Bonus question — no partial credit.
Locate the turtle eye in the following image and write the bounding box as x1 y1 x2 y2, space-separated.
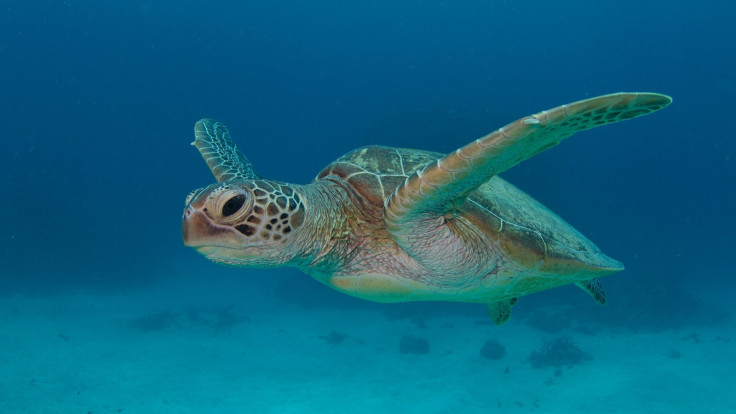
222 194 246 217
204 187 253 223
214 189 253 224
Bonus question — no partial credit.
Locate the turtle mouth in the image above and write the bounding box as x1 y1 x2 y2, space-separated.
192 245 221 255
192 245 240 264
199 247 268 267
192 245 259 263
192 244 240 257
190 244 240 257
182 207 246 248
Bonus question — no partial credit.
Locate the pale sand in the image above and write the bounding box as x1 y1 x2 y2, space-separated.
1 282 734 414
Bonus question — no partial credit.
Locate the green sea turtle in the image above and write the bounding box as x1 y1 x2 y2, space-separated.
182 92 671 324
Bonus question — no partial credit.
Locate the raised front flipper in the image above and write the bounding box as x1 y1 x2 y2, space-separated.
385 93 672 254
193 119 260 182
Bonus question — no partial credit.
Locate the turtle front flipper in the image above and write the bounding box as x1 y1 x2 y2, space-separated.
192 119 260 182
385 92 671 269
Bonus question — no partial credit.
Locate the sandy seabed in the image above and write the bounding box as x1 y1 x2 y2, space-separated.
1 284 734 414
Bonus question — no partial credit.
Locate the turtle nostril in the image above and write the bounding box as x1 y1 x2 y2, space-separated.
222 194 246 217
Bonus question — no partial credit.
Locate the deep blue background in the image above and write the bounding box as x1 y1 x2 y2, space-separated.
1 1 733 315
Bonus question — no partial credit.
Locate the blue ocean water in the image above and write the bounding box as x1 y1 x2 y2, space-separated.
1 1 734 412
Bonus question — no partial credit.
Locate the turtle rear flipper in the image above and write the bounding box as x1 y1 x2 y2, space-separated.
193 119 260 182
576 279 607 305
385 93 671 273
487 298 518 325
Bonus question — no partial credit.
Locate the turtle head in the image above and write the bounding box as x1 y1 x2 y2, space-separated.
182 179 306 267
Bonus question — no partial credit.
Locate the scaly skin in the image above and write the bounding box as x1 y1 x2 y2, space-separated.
183 176 430 299
287 179 428 289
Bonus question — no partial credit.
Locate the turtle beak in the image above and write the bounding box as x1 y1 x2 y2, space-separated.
182 203 248 253
182 206 206 247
